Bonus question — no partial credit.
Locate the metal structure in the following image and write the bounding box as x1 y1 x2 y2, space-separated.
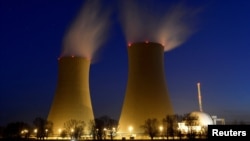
197 82 203 112
211 116 226 125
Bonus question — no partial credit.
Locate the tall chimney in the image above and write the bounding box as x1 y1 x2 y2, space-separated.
118 42 174 137
47 56 94 135
197 82 203 112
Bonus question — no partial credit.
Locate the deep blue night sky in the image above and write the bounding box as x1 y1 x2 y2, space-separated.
1 0 250 126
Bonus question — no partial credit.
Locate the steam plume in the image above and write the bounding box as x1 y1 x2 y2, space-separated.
119 0 200 51
61 0 110 62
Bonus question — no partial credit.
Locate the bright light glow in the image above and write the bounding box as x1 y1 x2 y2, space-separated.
159 126 163 131
21 129 29 134
128 126 133 132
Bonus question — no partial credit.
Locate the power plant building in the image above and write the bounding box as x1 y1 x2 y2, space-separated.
47 56 94 135
118 42 174 138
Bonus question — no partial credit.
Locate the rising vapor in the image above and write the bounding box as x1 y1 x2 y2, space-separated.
119 0 200 51
61 0 110 62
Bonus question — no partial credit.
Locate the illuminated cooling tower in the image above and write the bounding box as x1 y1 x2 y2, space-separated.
47 56 94 134
119 42 174 136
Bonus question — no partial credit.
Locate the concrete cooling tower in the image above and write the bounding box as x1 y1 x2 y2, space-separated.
118 42 174 138
47 56 94 135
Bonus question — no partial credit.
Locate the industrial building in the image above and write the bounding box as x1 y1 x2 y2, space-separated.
47 56 94 136
118 42 174 138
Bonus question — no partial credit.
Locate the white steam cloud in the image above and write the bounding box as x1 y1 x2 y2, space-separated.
119 0 200 51
61 0 110 62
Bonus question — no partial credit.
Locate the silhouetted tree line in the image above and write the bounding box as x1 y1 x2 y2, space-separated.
140 113 204 140
0 114 248 140
54 115 118 140
89 115 119 140
33 117 53 140
0 117 52 140
1 121 30 139
139 113 249 140
144 113 214 140
140 115 183 140
0 115 118 140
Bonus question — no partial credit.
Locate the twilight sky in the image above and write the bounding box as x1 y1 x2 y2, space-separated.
1 0 250 126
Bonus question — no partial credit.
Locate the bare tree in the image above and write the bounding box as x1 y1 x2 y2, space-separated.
91 115 119 140
33 117 53 140
63 119 85 140
3 121 30 139
88 119 98 140
163 114 179 140
100 116 118 140
59 129 67 139
183 113 199 140
141 118 159 140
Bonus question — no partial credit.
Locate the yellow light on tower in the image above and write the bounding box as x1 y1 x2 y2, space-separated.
128 126 133 136
159 126 163 132
159 126 163 138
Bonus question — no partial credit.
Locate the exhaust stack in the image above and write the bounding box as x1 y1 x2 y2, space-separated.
47 56 94 135
118 42 174 137
197 82 203 112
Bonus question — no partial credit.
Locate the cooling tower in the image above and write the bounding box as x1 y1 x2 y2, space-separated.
118 42 174 137
47 56 94 134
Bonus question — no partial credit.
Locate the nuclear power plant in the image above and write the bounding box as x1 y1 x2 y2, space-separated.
47 56 94 134
45 1 201 139
118 42 174 137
